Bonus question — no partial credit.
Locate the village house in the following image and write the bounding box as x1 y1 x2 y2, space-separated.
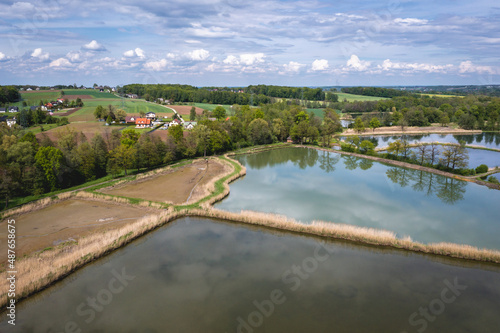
169 118 182 127
145 112 156 120
135 118 152 128
6 118 16 127
0 107 6 113
8 106 19 113
125 115 137 124
183 121 197 130
126 94 138 99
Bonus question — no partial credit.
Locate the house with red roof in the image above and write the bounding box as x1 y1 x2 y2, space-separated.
135 118 152 128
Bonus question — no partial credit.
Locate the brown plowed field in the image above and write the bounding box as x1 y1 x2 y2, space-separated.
170 105 204 115
100 159 227 204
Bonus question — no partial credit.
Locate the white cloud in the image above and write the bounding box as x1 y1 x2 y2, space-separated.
380 59 453 73
31 48 49 60
82 40 106 51
0 52 6 61
166 53 176 59
188 24 236 38
459 61 494 74
66 51 81 62
188 49 210 61
185 40 201 44
394 18 428 25
49 58 71 67
311 59 329 71
239 53 265 65
283 61 304 73
123 48 145 59
144 59 168 71
346 55 370 71
223 55 239 65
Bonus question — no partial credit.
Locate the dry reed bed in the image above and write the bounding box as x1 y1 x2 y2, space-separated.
189 208 500 264
0 209 181 308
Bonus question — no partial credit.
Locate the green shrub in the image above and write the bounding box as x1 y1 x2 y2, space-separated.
475 164 488 174
488 176 499 184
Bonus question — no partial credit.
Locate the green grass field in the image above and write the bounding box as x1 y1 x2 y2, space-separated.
17 90 62 106
192 103 233 113
335 92 388 102
306 108 342 119
62 89 120 99
420 93 464 98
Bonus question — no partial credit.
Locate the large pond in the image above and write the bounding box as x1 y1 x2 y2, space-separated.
3 217 500 332
216 147 500 250
341 133 500 149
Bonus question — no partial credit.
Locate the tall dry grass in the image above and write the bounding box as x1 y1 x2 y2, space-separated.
190 208 500 264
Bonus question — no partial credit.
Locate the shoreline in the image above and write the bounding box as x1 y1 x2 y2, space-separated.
2 144 500 311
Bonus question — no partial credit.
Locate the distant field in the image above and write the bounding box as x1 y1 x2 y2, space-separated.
192 103 233 113
19 90 62 105
62 89 120 99
34 121 127 141
420 93 464 98
335 92 388 102
306 108 342 119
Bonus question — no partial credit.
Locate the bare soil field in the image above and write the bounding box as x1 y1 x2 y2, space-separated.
342 126 481 136
100 159 228 204
0 199 150 265
170 105 204 115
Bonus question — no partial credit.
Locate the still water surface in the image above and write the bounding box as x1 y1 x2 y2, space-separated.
2 217 499 333
216 147 500 249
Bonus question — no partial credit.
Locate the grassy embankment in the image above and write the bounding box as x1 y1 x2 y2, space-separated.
2 143 500 310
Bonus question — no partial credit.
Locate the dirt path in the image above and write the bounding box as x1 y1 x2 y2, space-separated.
341 126 482 136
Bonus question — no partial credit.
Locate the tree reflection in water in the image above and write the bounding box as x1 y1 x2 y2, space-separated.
342 155 374 171
318 150 340 173
385 167 466 204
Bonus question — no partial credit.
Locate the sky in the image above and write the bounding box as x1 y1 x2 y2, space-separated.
0 0 499 87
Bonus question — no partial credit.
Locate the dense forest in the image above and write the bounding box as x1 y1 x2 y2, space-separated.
120 84 338 105
341 87 414 98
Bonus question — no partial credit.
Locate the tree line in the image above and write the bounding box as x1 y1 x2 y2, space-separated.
341 87 414 98
0 102 343 209
0 86 21 105
120 84 338 106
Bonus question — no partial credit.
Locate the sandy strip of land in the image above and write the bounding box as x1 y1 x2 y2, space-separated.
342 126 482 136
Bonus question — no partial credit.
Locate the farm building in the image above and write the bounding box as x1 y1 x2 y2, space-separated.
169 118 182 126
183 121 197 130
6 118 16 127
145 112 156 120
135 118 152 128
125 116 137 124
